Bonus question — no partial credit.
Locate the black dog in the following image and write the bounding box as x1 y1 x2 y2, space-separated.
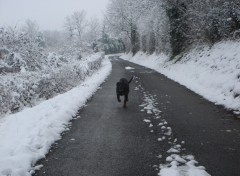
116 76 133 107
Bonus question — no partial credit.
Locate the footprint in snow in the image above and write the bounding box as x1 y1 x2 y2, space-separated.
125 66 135 70
158 136 166 141
147 110 153 114
161 126 166 129
134 87 139 90
167 148 180 153
143 119 151 123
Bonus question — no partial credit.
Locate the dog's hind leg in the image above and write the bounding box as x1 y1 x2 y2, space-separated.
123 94 127 108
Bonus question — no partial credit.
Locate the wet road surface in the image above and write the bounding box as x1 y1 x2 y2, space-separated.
35 57 240 176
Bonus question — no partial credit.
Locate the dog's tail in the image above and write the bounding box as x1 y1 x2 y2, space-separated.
128 76 134 84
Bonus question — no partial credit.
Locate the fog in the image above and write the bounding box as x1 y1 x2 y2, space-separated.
0 0 109 30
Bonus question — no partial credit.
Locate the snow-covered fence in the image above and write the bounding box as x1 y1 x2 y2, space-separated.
0 52 104 117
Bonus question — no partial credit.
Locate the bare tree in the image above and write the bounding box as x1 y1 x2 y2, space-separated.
106 0 170 55
106 0 143 54
71 10 87 39
64 16 74 38
64 10 88 41
22 20 39 41
85 17 101 43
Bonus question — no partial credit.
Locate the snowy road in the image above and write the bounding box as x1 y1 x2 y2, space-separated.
35 57 240 176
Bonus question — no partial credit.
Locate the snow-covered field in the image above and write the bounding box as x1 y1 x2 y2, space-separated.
121 40 240 114
0 57 112 176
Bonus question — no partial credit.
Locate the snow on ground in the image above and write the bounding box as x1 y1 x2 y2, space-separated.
121 40 240 114
125 66 135 70
134 78 210 176
0 57 112 176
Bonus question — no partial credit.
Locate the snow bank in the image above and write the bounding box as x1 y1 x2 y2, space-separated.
0 57 112 176
121 41 240 113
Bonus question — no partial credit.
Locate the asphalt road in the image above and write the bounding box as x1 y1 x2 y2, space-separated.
35 56 240 176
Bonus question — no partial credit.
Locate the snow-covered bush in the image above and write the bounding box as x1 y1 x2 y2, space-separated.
0 52 104 117
0 26 46 73
0 22 105 117
0 21 106 117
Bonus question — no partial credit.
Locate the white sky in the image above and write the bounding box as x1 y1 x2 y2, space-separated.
0 0 110 30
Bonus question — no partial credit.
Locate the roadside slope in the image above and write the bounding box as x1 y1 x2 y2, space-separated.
121 41 240 114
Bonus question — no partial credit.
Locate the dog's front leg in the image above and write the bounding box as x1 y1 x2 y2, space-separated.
125 93 128 102
123 94 128 108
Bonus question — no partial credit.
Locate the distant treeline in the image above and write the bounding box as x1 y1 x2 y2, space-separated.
105 0 240 57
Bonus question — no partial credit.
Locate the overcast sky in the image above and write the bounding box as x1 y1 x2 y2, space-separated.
0 0 110 30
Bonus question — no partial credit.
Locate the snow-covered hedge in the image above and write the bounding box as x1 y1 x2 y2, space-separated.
0 52 104 117
0 26 46 73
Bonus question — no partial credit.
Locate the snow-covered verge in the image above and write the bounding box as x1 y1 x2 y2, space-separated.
0 57 112 176
0 52 104 117
121 40 240 114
